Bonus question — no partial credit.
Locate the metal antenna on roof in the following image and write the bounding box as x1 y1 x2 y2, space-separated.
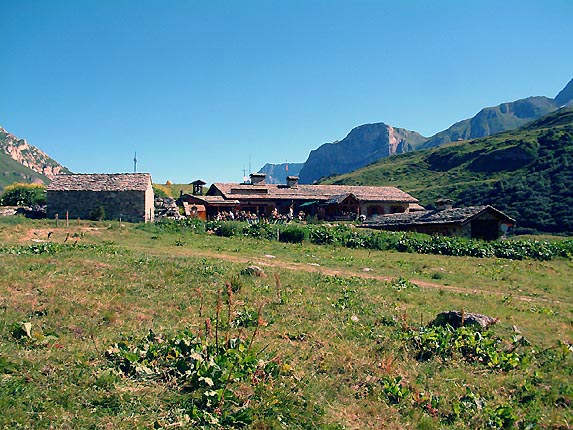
133 152 137 173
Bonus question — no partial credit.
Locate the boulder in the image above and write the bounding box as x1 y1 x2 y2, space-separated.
241 266 266 277
430 311 498 330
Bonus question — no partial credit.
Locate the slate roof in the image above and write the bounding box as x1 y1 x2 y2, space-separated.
46 173 152 192
325 193 358 205
209 183 418 203
184 195 240 206
361 205 515 227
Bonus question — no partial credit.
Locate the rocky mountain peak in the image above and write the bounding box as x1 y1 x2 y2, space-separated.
0 126 70 179
555 78 573 106
298 122 427 184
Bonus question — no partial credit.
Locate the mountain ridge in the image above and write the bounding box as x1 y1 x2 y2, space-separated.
297 78 573 184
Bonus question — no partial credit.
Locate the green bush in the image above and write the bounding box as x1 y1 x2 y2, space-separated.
89 205 106 221
278 225 307 243
0 183 46 206
216 221 243 237
150 217 206 234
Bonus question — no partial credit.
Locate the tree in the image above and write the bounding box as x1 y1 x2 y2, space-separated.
0 183 46 206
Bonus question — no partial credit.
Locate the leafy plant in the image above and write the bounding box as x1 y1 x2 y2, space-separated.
106 329 279 428
405 325 529 370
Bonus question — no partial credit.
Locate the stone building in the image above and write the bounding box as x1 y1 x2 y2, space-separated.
46 173 154 222
360 205 515 240
180 173 419 220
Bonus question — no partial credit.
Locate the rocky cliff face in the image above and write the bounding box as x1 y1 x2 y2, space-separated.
298 123 427 184
0 126 69 179
257 162 304 184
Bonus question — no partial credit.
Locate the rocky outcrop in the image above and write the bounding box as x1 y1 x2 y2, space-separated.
0 126 70 179
430 311 499 330
154 197 183 220
298 123 427 184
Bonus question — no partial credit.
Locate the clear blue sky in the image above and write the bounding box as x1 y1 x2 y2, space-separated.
1 0 572 184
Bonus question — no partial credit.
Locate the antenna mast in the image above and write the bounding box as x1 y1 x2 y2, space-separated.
133 152 137 173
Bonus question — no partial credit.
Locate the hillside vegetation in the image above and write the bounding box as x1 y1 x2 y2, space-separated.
0 152 48 190
323 108 573 235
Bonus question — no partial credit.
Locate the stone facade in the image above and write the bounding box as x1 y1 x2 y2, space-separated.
46 173 154 222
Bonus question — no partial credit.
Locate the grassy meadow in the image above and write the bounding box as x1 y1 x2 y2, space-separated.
0 217 572 429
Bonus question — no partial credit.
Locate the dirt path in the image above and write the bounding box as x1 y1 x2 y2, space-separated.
151 247 549 303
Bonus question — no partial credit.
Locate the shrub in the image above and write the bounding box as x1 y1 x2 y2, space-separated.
216 221 243 237
243 223 277 240
278 225 307 243
151 217 206 234
308 225 336 245
0 183 46 206
89 205 106 221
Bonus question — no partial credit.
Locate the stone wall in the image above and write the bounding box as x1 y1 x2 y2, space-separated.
47 189 152 222
361 202 409 216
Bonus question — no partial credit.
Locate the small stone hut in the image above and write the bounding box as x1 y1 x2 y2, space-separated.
46 173 154 222
359 205 515 240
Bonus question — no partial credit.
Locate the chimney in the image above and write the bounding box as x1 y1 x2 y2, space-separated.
249 173 266 185
436 199 453 211
286 176 299 188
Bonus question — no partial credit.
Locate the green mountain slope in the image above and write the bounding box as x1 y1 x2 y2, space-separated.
0 151 49 190
420 96 560 149
322 107 573 234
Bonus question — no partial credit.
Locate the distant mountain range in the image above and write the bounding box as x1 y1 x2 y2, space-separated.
257 162 304 184
296 78 573 184
0 126 70 190
323 107 573 234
